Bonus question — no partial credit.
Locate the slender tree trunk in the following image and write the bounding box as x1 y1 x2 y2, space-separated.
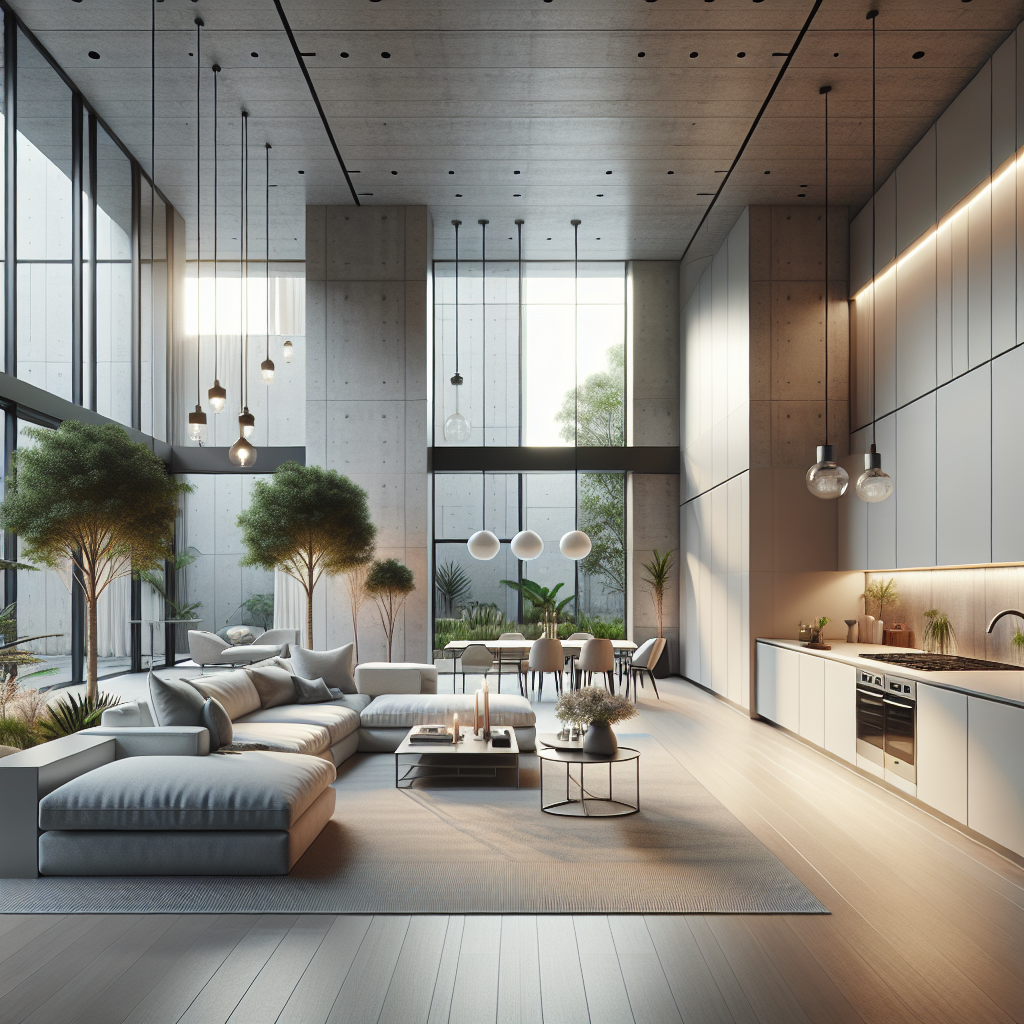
304 564 314 650
86 584 98 703
655 590 664 639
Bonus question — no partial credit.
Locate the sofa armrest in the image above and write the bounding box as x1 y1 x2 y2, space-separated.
100 700 155 728
0 734 115 878
86 726 210 758
355 664 422 696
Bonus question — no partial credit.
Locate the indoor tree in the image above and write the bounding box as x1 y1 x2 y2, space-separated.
641 549 674 639
237 463 376 649
344 561 372 662
365 558 416 662
0 421 190 701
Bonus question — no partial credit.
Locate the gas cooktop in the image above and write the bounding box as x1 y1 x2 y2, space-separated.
861 653 1019 672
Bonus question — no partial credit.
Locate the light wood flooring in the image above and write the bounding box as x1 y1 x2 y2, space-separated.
1 675 1021 1024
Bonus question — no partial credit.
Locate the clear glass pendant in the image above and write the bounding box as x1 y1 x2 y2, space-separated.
443 372 470 443
261 358 275 383
187 404 207 443
239 407 255 439
806 444 849 499
855 444 894 502
282 339 293 362
228 434 257 467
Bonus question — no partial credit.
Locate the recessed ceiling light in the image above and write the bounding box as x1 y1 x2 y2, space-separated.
638 52 646 58
690 52 698 58
596 237 601 240
381 51 391 58
547 237 552 240
737 52 746 58
667 171 674 174
251 52 258 58
298 170 305 174
764 170 770 175
448 171 454 174
913 51 925 59
833 52 839 57
341 52 350 58
513 194 521 197
88 51 100 59
514 170 520 174
391 170 397 175
188 52 193 56
596 194 604 197
798 193 806 197
455 193 462 197
605 171 612 175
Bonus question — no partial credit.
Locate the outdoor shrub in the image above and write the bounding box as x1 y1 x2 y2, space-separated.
0 716 37 749
36 691 121 741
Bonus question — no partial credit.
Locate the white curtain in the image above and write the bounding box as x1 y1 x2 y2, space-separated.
274 570 305 632
96 575 131 658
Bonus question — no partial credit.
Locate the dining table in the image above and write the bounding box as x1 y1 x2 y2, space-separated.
443 638 637 693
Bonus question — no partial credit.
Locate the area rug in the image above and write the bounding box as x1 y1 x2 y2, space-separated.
0 734 827 914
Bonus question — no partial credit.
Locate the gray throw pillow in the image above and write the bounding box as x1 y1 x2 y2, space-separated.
290 644 356 694
200 697 233 751
148 671 206 727
292 675 334 704
245 664 297 708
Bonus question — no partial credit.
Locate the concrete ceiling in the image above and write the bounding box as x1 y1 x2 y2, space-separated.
11 0 1024 267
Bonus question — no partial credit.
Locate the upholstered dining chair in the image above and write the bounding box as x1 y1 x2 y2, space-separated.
459 643 494 694
563 632 594 689
523 637 564 701
627 637 666 701
577 638 616 692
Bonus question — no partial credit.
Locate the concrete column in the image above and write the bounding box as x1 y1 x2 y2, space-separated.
305 206 431 660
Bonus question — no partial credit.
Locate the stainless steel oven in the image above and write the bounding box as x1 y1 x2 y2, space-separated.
857 670 916 784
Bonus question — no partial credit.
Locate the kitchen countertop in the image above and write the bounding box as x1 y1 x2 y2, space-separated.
757 639 1024 708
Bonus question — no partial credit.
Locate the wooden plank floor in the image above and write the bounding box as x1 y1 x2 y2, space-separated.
1 675 1021 1024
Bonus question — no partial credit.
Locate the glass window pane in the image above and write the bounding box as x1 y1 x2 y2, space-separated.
141 185 167 439
95 124 133 424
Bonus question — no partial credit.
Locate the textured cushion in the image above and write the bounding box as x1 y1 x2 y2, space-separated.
38 751 335 831
148 672 206 727
200 698 233 751
293 675 333 704
246 664 297 709
290 644 356 694
355 664 422 696
189 671 262 721
359 693 537 729
215 644 286 665
100 700 156 728
227 721 333 757
233 702 360 746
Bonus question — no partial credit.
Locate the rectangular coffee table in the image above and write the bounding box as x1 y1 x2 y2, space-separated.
395 728 520 789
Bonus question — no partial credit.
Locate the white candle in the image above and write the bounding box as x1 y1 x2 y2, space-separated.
474 691 480 735
453 713 460 742
483 681 490 735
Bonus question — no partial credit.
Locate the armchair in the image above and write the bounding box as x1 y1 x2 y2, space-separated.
187 630 284 669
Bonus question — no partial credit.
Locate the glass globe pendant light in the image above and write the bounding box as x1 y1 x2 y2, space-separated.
228 434 257 467
208 63 228 415
260 143 275 384
283 339 293 362
806 86 848 500
443 219 471 443
856 444 893 502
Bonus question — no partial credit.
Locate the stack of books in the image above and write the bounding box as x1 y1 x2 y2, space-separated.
407 725 455 744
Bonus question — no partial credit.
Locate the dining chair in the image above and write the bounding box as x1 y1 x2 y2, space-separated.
563 632 593 689
577 638 615 692
627 637 666 701
494 633 528 692
525 637 564 701
459 643 494 694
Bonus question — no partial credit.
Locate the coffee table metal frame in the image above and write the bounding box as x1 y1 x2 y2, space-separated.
395 729 520 789
539 746 640 817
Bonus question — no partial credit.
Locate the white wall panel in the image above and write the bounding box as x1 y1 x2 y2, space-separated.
937 63 992 214
951 212 970 377
867 415 897 571
991 162 1017 356
838 427 869 570
710 570 728 695
1017 26 1024 148
698 493 712 687
1018 153 1024 348
699 273 713 437
895 235 936 407
935 220 953 386
896 127 937 256
683 297 701 448
992 35 1017 166
936 365 991 566
849 200 873 297
968 201 993 368
874 173 897 272
896 394 937 569
852 293 874 428
727 208 750 419
683 503 700 681
873 271 897 417
711 246 729 432
991 345 1024 562
727 572 742 705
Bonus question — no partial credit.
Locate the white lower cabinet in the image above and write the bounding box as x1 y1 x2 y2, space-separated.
823 661 856 763
798 654 825 747
968 697 1024 857
917 685 968 825
755 643 777 721
775 648 800 733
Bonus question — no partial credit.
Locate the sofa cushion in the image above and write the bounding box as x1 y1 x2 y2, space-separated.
246 664 296 709
38 751 335 831
355 664 422 696
189 670 262 721
227 721 333 757
290 644 356 694
359 693 537 729
101 699 156 728
200 698 233 751
148 672 206 727
292 675 333 704
233 702 360 746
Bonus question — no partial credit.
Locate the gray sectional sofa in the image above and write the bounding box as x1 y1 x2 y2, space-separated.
0 647 537 878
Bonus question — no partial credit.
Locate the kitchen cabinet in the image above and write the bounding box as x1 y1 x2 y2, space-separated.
798 654 825 747
967 697 1024 857
755 642 776 721
917 685 968 825
823 661 856 763
775 647 800 733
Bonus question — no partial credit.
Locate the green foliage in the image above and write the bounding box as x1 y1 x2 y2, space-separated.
641 549 674 638
460 602 507 630
36 691 121 741
555 685 637 727
0 716 37 749
366 559 416 661
555 346 624 447
237 462 376 647
572 614 626 640
578 473 626 599
500 579 575 636
435 561 472 617
228 593 274 630
137 548 202 620
863 577 900 620
923 609 957 655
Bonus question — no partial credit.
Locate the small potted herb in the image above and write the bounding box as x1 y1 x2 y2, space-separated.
923 609 956 655
806 616 831 650
554 686 638 756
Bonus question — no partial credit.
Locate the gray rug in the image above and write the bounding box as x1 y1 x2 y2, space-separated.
0 734 827 914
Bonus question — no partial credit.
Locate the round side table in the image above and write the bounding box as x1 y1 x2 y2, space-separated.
538 746 639 817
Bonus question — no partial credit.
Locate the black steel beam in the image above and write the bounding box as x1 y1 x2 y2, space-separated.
428 446 679 474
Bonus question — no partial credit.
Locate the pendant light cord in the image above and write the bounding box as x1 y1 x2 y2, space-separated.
821 84 830 447
212 65 219 382
572 218 581 530
516 218 523 447
242 111 249 412
266 142 271 366
869 9 878 449
194 17 202 406
479 218 487 442
453 220 460 378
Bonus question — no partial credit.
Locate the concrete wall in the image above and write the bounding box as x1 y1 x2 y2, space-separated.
844 28 1024 571
306 206 431 660
627 260 680 668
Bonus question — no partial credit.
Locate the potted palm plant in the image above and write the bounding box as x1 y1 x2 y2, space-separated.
554 686 637 756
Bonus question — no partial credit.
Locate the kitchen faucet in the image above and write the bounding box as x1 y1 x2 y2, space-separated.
986 609 1024 633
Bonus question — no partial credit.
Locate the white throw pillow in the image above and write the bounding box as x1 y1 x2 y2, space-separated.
290 644 356 694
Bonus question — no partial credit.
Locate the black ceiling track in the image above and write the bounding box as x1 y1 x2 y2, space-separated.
272 0 360 206
679 0 825 264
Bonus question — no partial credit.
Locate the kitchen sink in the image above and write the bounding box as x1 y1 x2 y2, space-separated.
861 652 1019 672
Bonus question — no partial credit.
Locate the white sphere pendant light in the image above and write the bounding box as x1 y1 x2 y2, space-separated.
855 443 894 502
511 530 543 560
468 530 500 560
560 530 592 560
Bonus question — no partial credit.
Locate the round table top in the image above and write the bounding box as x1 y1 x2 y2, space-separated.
537 745 639 765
